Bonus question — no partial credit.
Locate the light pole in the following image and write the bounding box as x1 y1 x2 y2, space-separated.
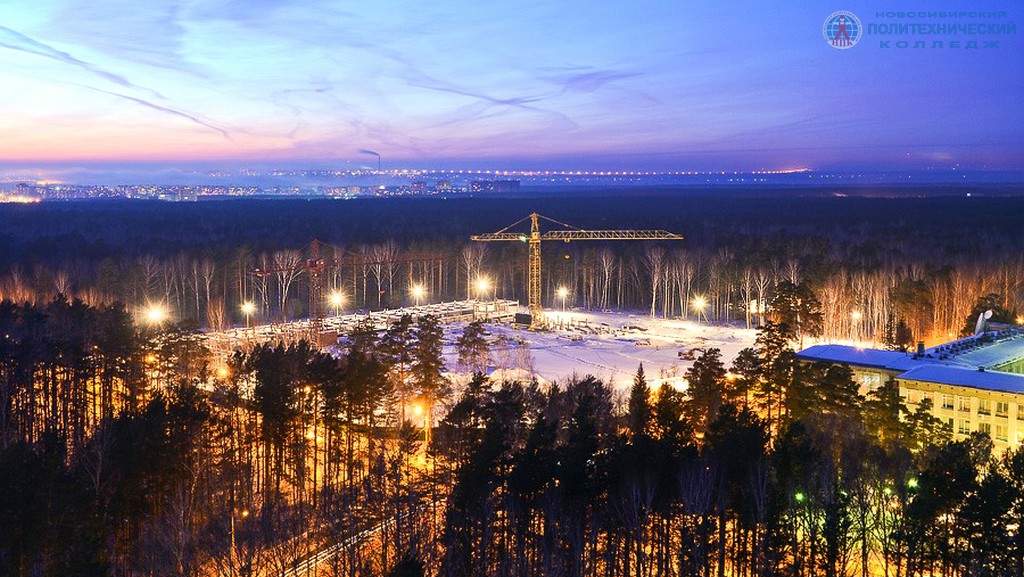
475 276 492 302
143 303 168 327
329 291 345 316
241 301 255 342
557 286 569 311
691 295 708 324
411 283 426 307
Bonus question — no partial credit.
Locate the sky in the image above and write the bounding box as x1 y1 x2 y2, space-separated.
0 1 1021 173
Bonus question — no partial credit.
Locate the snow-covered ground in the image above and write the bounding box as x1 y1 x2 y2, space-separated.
442 310 758 392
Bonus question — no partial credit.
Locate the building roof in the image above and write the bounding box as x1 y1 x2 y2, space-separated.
798 327 1024 394
796 344 938 372
897 365 1024 394
941 333 1024 369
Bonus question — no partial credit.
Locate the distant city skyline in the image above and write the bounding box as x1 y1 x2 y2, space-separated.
0 1 1021 173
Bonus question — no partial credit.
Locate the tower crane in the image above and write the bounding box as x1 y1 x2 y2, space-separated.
471 213 682 326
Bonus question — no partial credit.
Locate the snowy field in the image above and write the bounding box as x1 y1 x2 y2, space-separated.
442 310 758 393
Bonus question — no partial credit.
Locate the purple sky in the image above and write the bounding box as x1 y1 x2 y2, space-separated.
0 1 1021 174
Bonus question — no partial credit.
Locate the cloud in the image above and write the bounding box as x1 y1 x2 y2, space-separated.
0 25 139 89
86 87 231 139
545 70 642 94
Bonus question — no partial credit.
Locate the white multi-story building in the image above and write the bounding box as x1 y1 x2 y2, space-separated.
798 327 1024 454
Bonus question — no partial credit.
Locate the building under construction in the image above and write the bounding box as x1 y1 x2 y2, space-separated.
204 299 519 359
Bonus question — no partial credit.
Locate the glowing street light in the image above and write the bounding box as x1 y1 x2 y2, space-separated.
143 304 168 327
691 295 708 323
475 276 492 301
240 301 255 335
851 309 863 341
410 284 426 306
557 286 569 311
329 291 345 315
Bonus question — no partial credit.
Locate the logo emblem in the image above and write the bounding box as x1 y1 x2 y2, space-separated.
823 11 862 49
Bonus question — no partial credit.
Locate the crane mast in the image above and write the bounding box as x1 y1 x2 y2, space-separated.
472 213 683 326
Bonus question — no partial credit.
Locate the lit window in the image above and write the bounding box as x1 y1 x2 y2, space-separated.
979 422 992 435
958 420 971 435
942 395 955 410
997 401 1009 417
996 425 1008 442
958 396 971 412
978 399 991 415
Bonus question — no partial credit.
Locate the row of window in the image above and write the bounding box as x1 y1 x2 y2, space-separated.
948 418 1013 442
923 392 1015 418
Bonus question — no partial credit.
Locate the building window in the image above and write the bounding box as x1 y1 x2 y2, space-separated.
996 425 1008 442
1017 405 1024 420
979 422 992 435
978 399 991 415
958 420 971 435
942 395 955 410
907 391 920 405
997 401 1009 418
1017 430 1024 444
958 396 971 412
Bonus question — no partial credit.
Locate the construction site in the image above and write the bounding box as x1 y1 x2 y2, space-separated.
202 212 684 353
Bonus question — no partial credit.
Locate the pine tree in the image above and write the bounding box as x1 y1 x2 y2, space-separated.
684 348 727 435
456 320 490 374
627 363 651 439
412 315 448 432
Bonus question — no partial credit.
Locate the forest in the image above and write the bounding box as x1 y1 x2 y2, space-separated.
1 190 1024 576
2 295 1023 577
0 191 1023 346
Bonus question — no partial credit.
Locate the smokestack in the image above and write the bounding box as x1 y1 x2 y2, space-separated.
359 149 382 172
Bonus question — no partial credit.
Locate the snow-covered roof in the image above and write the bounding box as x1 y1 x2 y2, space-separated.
897 365 1024 394
799 329 1024 394
796 344 935 372
941 333 1024 369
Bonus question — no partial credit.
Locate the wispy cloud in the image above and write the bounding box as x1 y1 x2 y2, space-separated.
543 70 641 94
86 87 231 139
0 25 160 95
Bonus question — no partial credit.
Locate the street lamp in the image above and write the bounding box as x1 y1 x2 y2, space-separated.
143 304 168 327
329 291 345 316
557 286 569 311
691 295 708 323
475 276 491 302
410 284 426 306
